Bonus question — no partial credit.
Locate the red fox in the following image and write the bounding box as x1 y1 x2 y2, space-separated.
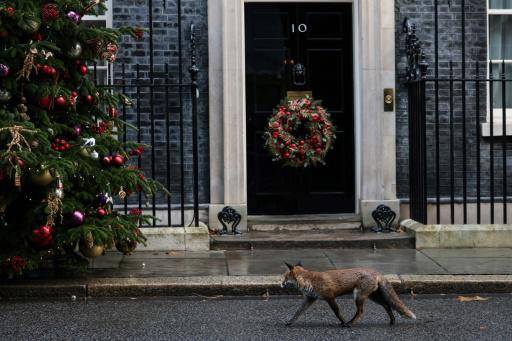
281 262 416 327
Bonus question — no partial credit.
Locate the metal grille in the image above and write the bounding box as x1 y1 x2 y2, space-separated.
405 0 512 225
94 0 200 227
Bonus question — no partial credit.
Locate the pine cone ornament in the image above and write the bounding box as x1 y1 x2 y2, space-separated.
42 4 59 22
87 38 103 56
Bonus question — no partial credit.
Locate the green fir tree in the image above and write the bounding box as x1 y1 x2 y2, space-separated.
0 0 158 278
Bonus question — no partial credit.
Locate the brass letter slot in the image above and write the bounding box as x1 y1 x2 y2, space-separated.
286 91 313 100
384 88 394 112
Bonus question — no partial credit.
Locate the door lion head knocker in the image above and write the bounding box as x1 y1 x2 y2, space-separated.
292 63 306 86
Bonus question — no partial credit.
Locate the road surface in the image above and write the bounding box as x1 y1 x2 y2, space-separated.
1 294 511 340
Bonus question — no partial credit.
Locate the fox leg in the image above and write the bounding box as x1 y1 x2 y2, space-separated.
286 296 317 326
325 298 347 326
347 289 367 327
369 291 395 326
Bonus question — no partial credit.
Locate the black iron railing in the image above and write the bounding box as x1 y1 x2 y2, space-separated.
405 4 512 225
91 1 201 228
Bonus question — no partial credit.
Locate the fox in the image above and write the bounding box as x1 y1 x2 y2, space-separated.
281 262 416 327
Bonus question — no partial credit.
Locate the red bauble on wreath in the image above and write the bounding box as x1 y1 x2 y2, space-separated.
264 97 335 168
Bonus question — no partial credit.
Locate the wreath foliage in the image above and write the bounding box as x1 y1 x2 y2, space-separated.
264 97 336 168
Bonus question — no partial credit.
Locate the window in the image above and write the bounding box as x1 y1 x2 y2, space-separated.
82 0 113 85
485 0 512 135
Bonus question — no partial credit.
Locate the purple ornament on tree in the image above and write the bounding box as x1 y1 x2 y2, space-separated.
97 193 108 205
66 11 81 24
68 210 85 227
0 64 9 77
72 125 81 137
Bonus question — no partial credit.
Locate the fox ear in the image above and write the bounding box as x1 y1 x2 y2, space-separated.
284 262 294 270
296 260 303 267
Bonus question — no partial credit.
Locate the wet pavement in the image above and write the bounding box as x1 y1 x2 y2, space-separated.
87 248 512 278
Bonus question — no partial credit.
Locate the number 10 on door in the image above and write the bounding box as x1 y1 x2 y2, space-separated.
291 24 307 33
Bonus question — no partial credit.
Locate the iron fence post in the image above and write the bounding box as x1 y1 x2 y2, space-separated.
189 24 200 227
404 18 428 224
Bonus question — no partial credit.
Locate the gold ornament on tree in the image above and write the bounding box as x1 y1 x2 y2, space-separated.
0 125 36 154
18 45 53 80
118 187 126 199
44 193 63 227
79 232 104 258
18 45 38 80
31 168 54 186
0 125 37 188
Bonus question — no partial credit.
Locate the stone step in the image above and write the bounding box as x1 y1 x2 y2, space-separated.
250 222 361 232
248 214 362 232
211 230 414 250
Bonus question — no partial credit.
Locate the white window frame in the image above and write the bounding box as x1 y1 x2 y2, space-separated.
483 0 512 136
82 0 113 85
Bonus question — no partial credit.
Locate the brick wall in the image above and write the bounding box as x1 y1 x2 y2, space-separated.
393 0 511 201
112 0 209 207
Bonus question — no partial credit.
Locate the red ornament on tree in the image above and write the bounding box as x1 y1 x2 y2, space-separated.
84 94 94 104
32 33 44 41
91 121 107 135
3 7 15 17
70 91 78 106
78 65 88 76
41 65 54 76
96 208 107 217
51 138 71 152
38 97 51 109
42 4 59 22
32 225 54 249
129 146 144 157
16 158 25 168
108 107 118 118
112 154 124 166
55 96 66 107
101 156 112 166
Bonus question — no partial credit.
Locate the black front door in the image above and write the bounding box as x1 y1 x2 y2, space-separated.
245 3 354 215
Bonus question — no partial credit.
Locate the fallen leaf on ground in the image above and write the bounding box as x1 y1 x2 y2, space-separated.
410 289 417 299
193 294 224 299
262 289 270 301
480 326 488 331
456 295 489 302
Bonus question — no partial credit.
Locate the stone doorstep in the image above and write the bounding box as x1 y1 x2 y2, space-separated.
250 222 361 232
401 219 512 249
2 275 512 299
138 222 209 251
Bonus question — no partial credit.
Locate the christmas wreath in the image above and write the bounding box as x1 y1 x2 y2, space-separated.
264 97 335 167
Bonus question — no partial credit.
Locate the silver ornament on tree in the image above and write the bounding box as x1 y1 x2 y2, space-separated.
90 150 99 159
55 173 64 199
67 42 83 59
0 89 11 103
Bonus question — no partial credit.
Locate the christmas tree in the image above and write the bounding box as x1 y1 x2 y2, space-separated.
0 0 158 278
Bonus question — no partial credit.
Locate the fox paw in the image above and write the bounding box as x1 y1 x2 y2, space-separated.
341 323 351 328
